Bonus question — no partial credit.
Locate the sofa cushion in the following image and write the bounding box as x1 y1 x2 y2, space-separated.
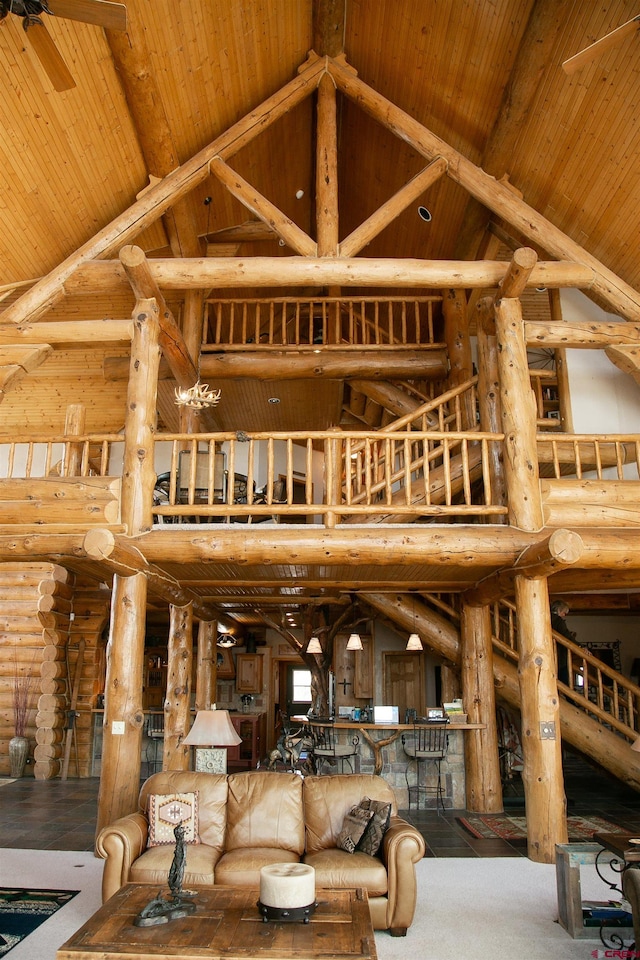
138 771 228 853
336 805 374 853
303 774 397 855
147 792 199 846
356 797 392 857
215 847 301 886
304 848 389 898
130 842 219 888
225 772 305 855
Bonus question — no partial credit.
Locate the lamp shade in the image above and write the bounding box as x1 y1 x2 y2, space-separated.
406 633 423 651
346 633 363 651
183 709 242 747
306 637 322 654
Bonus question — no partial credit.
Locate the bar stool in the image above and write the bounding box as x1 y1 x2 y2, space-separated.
401 722 448 812
309 721 359 775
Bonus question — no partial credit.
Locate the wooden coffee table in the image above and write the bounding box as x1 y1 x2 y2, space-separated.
55 884 377 960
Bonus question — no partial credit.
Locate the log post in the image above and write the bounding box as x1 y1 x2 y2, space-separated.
476 298 506 520
442 289 474 429
324 431 342 528
163 603 193 771
494 297 543 530
96 573 147 835
316 72 339 257
460 602 502 812
120 300 161 536
515 575 567 861
63 404 86 477
195 620 217 712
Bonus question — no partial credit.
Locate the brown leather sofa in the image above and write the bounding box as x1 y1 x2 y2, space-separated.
96 769 426 936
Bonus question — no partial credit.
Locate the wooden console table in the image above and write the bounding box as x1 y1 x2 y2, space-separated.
556 837 632 939
56 884 377 960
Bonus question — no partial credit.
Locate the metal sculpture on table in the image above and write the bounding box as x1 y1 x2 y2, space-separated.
134 823 197 926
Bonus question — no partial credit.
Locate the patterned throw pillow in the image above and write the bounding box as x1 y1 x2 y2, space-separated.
356 796 392 857
336 805 374 853
147 792 199 847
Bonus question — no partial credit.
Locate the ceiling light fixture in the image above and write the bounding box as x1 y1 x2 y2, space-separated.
268 397 280 404
406 597 423 651
346 596 363 651
418 206 432 222
175 380 221 409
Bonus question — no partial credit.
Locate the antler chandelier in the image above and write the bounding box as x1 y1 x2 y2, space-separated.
174 380 221 409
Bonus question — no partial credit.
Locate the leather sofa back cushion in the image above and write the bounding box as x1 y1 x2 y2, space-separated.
303 774 397 855
139 771 228 851
225 771 305 854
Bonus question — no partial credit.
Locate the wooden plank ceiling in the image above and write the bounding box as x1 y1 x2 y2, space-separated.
1 0 640 631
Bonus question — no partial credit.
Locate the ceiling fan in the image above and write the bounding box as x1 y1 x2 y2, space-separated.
562 15 640 74
0 0 127 92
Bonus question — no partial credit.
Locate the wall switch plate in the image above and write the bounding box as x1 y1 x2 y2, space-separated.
540 721 556 740
111 721 125 735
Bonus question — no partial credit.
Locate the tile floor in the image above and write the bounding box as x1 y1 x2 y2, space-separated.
0 751 638 856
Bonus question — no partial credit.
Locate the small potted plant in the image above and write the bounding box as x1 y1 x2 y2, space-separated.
10 653 38 778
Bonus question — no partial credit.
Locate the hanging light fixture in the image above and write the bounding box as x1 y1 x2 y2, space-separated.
406 596 423 651
175 380 222 408
307 636 322 654
346 597 363 651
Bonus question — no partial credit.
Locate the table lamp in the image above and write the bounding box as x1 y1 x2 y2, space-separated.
183 706 242 774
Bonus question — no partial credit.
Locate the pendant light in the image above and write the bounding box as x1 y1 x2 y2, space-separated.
406 597 423 651
346 597 363 651
307 636 322 654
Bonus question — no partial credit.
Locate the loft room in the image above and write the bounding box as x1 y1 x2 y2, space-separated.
0 0 639 872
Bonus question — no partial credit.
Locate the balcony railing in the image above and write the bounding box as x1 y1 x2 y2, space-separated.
202 296 441 349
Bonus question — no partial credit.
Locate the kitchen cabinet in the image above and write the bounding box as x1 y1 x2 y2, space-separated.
227 713 266 770
236 653 263 693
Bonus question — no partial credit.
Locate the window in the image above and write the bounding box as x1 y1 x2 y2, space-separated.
292 669 312 703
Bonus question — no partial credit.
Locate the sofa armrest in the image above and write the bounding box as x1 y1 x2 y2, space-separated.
95 813 149 903
380 816 426 935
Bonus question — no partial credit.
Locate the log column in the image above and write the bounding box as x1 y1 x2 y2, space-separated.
96 573 147 835
195 619 217 712
120 299 161 536
316 72 339 257
515 575 567 860
460 602 502 812
476 297 506 520
442 288 474 429
163 603 193 771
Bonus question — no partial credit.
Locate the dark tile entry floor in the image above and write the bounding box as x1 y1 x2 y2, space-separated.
0 751 638 856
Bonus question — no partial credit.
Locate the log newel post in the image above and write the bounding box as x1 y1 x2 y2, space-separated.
442 288 473 429
121 299 161 535
515 575 567 861
195 620 217 712
163 603 194 771
460 602 502 813
63 403 86 477
494 298 543 531
324 431 342 528
96 572 147 836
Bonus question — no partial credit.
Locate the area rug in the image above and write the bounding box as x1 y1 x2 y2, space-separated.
0 889 79 957
456 814 624 843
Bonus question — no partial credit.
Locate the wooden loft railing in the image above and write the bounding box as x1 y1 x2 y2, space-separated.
201 295 441 349
537 434 640 480
492 599 640 741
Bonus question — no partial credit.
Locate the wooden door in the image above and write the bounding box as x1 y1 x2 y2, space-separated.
383 652 426 720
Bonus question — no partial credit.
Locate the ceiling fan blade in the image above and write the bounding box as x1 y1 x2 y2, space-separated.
26 19 76 91
562 15 640 75
47 0 127 32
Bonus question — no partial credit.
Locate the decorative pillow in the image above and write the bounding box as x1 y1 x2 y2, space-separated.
336 804 374 854
147 792 199 847
356 796 392 857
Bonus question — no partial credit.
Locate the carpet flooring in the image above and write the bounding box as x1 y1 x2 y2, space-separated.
457 813 626 843
0 889 79 957
0 849 629 960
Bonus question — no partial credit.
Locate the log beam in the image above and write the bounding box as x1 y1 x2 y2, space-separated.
526 321 640 348
119 247 198 389
104 347 449 382
327 56 640 321
498 247 537 299
316 72 339 257
65 256 594 295
0 319 132 344
209 157 317 257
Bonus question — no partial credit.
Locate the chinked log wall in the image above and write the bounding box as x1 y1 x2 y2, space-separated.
0 563 110 779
